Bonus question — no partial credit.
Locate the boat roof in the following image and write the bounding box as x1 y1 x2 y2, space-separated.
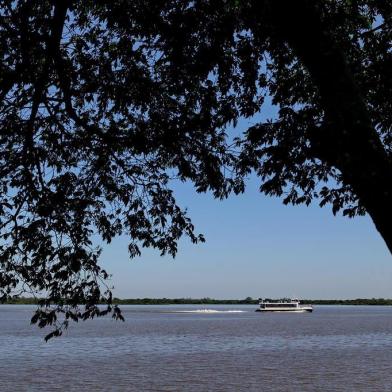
259 298 299 303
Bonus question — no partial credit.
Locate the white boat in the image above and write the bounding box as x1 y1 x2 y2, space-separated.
256 298 313 312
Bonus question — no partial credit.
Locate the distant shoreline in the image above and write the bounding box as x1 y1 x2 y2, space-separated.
3 297 392 306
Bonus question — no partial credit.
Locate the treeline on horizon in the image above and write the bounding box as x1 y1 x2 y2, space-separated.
4 297 392 306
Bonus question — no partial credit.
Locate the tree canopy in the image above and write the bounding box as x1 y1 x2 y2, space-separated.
0 0 391 338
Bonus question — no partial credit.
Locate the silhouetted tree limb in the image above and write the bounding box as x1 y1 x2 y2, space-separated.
262 0 392 252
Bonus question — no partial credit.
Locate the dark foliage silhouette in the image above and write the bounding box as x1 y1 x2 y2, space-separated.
0 0 391 338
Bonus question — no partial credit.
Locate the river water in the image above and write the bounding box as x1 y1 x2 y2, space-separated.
1 305 392 391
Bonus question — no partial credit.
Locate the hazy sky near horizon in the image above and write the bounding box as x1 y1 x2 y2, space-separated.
100 104 392 300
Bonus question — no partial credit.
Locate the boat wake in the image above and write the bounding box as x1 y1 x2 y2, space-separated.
173 309 247 314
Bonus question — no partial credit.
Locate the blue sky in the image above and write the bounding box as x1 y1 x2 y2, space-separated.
100 102 392 300
101 177 391 299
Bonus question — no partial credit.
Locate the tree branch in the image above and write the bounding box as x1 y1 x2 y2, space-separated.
23 1 70 195
264 0 392 253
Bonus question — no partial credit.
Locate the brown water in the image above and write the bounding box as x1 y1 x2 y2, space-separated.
1 305 392 391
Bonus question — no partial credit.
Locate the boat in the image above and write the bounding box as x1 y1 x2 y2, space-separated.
255 298 313 312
